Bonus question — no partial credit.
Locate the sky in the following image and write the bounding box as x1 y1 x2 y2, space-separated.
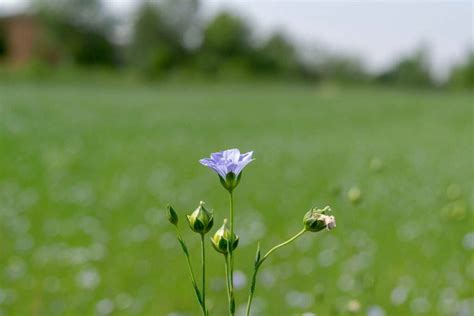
1 0 473 77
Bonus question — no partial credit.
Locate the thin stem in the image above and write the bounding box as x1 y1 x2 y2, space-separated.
224 254 232 315
245 229 307 316
260 228 306 264
200 234 207 316
174 227 206 316
245 263 260 316
228 191 235 316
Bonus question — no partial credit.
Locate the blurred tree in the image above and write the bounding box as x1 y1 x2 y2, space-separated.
130 2 175 76
299 47 368 84
34 0 116 66
376 46 434 87
251 32 300 77
129 0 199 77
201 12 250 57
197 12 252 76
447 50 474 89
313 54 368 84
22 0 454 88
160 0 200 44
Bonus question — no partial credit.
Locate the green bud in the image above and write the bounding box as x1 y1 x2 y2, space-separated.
186 201 214 234
167 204 178 226
303 206 336 232
219 172 241 192
211 219 239 254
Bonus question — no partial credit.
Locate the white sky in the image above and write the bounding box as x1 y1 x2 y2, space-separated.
1 0 473 76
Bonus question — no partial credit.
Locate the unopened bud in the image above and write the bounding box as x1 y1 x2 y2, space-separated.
186 201 214 234
211 219 239 254
303 206 336 232
167 205 178 226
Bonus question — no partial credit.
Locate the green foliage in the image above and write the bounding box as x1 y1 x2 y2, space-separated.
448 50 474 89
10 2 460 86
34 0 116 66
126 7 372 83
317 54 369 84
202 12 250 57
196 12 252 76
129 0 199 77
129 3 174 75
250 32 300 77
159 0 200 41
376 46 433 87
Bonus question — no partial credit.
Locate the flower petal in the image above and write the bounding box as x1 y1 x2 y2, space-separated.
238 151 253 163
234 155 254 175
199 158 227 178
200 149 254 178
210 151 224 162
223 148 241 164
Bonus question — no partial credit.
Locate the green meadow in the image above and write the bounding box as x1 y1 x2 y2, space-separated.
0 81 472 315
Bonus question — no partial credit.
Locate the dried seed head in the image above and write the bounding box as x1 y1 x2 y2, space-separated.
303 206 336 232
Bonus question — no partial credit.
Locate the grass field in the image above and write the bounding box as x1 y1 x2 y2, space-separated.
0 81 472 316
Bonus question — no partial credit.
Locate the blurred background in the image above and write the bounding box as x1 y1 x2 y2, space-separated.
0 0 472 315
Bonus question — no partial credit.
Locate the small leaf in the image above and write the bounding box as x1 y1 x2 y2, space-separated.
230 298 235 313
254 242 261 266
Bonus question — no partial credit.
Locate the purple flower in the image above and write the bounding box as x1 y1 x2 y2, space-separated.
199 148 254 178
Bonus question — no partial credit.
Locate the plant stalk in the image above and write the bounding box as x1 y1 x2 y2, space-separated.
174 226 206 316
224 254 233 315
228 191 236 315
245 228 307 316
200 234 207 316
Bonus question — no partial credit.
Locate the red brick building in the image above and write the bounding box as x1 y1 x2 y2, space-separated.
0 14 41 66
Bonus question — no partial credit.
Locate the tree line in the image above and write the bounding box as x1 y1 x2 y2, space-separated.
8 0 473 88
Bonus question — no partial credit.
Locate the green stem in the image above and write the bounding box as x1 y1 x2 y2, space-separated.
260 229 306 264
245 263 260 316
174 227 206 316
224 254 233 315
200 234 207 316
245 229 307 316
228 191 235 316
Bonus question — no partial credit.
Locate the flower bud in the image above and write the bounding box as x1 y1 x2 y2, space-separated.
303 206 336 232
167 204 178 226
186 201 214 234
219 172 242 192
211 219 239 254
